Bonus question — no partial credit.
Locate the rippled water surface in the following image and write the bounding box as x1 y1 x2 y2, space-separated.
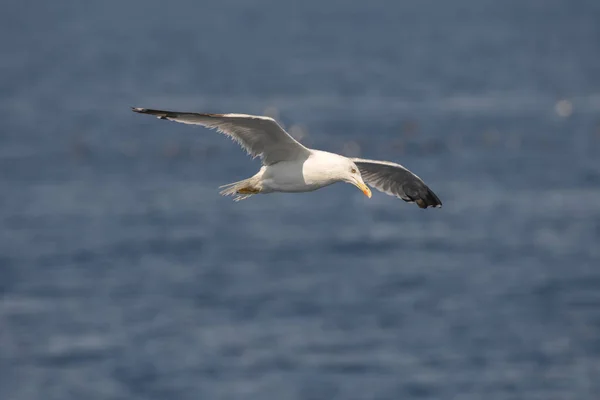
2 1 600 399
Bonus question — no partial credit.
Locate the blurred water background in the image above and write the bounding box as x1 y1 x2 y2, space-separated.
2 0 600 399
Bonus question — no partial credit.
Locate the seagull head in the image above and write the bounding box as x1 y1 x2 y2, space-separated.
307 151 372 198
341 160 372 198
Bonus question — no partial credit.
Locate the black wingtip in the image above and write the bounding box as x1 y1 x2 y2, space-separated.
131 107 171 120
415 189 442 209
406 184 442 209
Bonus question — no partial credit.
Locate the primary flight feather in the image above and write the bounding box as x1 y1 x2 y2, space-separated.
132 108 441 208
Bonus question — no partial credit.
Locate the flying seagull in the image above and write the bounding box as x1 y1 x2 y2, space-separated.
132 108 442 208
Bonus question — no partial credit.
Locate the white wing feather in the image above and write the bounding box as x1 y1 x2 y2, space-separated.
132 108 310 165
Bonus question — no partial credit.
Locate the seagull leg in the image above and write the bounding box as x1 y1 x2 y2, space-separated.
237 187 261 194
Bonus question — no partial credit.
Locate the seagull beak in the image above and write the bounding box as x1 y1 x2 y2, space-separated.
354 181 372 198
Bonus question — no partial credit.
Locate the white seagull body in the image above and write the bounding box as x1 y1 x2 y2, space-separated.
132 108 442 208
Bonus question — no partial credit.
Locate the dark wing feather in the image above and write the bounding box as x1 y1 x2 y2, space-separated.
352 158 442 209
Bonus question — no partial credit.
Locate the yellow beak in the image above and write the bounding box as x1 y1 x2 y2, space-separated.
354 181 372 198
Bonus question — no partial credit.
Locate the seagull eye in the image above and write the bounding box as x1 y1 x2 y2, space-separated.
351 168 357 174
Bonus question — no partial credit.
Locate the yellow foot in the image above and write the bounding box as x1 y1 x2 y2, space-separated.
237 187 260 194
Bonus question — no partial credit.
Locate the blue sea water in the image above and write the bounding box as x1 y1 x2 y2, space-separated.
1 1 600 399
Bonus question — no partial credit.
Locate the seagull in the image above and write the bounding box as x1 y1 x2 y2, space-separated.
132 108 442 208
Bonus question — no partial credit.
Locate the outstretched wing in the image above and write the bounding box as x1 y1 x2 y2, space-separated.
132 108 310 165
352 158 442 209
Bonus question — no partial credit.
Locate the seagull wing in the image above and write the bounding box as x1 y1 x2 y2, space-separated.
132 108 310 165
351 158 442 208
